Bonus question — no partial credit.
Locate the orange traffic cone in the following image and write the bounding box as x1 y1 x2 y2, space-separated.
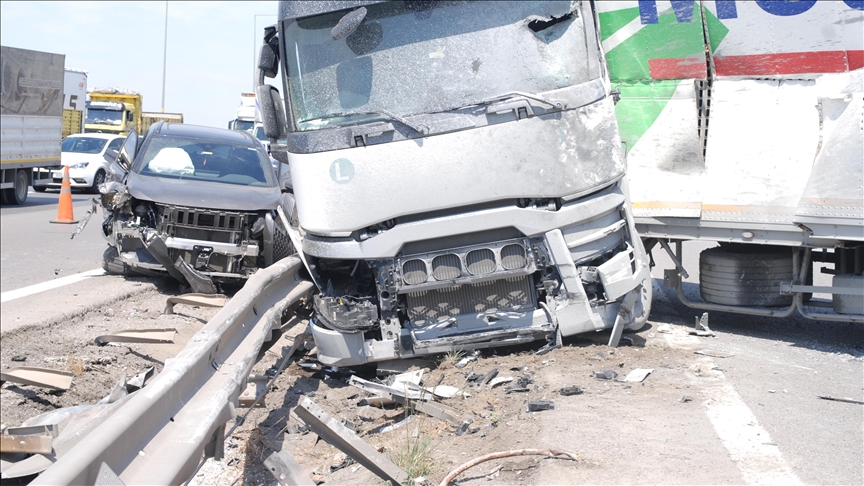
50 166 78 224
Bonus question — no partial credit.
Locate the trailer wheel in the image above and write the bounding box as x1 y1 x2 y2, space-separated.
3 170 29 205
699 245 794 307
33 186 47 192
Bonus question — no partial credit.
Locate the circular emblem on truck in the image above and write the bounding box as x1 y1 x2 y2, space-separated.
329 158 354 184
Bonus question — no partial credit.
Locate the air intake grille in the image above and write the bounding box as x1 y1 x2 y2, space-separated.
466 249 495 275
407 276 534 326
402 259 428 285
432 254 461 280
501 244 527 270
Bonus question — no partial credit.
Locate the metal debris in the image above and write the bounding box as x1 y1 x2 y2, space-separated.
264 439 317 486
163 293 228 315
817 395 864 405
0 435 53 454
425 385 470 399
455 350 480 369
526 400 555 412
126 367 156 392
624 368 654 382
679 396 693 403
559 386 583 396
0 367 74 390
239 375 270 408
94 328 177 345
294 397 409 485
689 312 715 336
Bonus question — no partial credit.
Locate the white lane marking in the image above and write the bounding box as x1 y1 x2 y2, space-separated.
1 268 106 303
703 382 803 485
663 330 803 485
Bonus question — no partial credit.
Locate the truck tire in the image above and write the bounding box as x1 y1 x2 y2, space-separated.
33 185 47 192
88 169 106 194
699 245 794 307
627 277 653 331
3 170 29 205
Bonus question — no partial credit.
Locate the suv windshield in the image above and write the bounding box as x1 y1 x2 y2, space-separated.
233 119 255 131
285 1 589 131
134 135 276 187
62 137 108 154
86 108 123 126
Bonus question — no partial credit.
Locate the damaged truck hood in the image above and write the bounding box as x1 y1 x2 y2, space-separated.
126 172 282 211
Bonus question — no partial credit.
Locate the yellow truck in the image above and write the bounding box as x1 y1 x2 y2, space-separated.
85 88 142 135
141 112 183 133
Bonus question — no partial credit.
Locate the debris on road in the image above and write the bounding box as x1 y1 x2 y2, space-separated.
164 293 228 315
0 366 74 390
688 312 715 337
526 400 555 412
94 328 177 345
294 397 409 485
679 396 693 403
488 376 514 388
439 448 580 486
455 350 480 369
559 386 583 396
594 370 618 381
263 438 318 486
624 368 654 383
817 395 864 405
694 349 735 358
0 434 53 454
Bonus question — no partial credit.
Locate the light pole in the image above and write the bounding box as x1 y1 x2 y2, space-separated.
161 1 168 112
253 14 277 90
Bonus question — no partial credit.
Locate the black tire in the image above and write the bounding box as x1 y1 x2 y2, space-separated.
88 169 106 194
102 246 149 277
627 276 653 331
699 245 794 307
272 218 296 262
0 189 10 204
33 185 47 192
6 169 29 205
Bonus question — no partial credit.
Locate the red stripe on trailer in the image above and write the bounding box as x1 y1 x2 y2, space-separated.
848 50 864 71
648 57 707 80
713 51 855 76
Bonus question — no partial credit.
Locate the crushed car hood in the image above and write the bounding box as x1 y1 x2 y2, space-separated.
127 172 282 211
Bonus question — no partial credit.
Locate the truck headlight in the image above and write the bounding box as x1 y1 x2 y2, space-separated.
69 162 90 169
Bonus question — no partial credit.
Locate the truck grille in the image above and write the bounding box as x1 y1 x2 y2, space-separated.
406 276 535 326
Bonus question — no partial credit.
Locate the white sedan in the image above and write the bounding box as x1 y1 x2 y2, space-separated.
35 133 125 193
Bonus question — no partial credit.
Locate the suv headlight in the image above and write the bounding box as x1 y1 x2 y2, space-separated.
68 162 90 169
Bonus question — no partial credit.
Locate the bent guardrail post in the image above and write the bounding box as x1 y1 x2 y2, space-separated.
33 257 315 485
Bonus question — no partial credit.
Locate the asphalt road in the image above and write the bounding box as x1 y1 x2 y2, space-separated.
0 203 861 484
0 188 108 294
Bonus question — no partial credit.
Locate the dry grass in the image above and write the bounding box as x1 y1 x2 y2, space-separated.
392 433 438 482
64 355 87 376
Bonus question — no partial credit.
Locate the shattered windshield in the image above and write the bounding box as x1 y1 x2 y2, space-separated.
61 137 108 154
86 108 123 126
134 135 276 187
284 1 590 131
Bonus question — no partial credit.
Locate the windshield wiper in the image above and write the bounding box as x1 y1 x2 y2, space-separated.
440 91 565 114
304 109 429 135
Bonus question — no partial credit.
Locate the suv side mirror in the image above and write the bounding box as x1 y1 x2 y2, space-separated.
117 130 138 171
257 84 287 140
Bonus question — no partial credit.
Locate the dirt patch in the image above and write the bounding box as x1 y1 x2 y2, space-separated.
0 278 221 429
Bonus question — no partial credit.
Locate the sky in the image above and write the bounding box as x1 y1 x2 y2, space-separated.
1 1 281 128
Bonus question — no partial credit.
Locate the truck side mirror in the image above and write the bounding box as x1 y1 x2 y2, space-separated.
258 42 279 79
126 112 134 122
257 84 287 140
117 130 138 171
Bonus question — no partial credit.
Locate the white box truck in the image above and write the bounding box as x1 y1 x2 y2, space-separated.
0 45 64 205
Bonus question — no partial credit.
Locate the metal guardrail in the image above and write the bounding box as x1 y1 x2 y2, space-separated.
32 257 315 485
